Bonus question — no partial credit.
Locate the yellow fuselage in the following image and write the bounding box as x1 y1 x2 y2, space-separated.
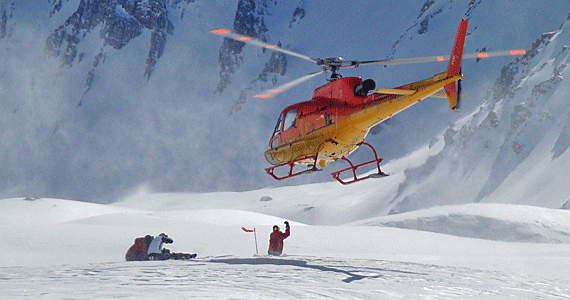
264 72 462 167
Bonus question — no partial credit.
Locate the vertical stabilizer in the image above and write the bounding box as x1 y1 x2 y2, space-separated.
444 18 468 110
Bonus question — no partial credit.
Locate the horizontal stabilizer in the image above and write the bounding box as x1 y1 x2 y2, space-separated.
374 89 462 99
373 88 416 95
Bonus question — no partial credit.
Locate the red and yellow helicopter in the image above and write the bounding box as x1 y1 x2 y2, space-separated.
211 19 525 184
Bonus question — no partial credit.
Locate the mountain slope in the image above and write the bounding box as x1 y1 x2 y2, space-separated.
386 14 570 214
1 0 570 207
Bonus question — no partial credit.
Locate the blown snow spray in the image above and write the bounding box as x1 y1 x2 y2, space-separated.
241 227 258 255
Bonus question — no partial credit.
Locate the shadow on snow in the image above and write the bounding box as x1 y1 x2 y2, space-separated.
207 257 424 283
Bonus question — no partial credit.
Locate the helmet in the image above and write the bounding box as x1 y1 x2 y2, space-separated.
273 225 280 232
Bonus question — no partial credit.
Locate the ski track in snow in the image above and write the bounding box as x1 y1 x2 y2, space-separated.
2 256 569 299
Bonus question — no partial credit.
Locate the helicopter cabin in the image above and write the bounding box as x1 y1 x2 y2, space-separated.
269 99 337 150
268 77 378 150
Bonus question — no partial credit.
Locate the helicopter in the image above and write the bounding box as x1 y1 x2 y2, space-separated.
210 19 526 184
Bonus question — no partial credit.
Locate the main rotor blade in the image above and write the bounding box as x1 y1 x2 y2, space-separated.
209 28 317 64
253 70 326 98
355 49 526 67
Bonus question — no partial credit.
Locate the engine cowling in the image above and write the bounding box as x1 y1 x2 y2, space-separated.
353 79 376 96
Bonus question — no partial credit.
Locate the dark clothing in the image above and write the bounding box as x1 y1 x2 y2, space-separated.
268 227 290 256
148 252 170 261
126 233 196 261
125 237 150 261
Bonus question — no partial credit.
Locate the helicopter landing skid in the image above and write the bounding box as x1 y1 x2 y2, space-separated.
330 142 387 185
265 154 321 181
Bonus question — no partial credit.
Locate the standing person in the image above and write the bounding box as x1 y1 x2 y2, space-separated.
268 221 290 256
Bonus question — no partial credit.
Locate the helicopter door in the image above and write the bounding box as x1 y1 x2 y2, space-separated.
280 109 299 145
270 109 298 148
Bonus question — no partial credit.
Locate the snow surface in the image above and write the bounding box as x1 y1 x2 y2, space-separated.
2 193 570 299
2 1 570 298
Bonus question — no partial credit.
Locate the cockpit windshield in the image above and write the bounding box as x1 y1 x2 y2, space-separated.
272 113 283 139
270 108 298 147
283 109 297 131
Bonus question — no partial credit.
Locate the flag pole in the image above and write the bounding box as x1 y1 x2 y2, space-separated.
241 226 259 255
254 228 259 255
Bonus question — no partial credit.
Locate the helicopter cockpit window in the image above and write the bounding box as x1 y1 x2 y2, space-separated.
283 109 297 131
272 113 283 139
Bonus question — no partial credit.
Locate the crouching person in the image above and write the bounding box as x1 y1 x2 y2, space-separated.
125 235 153 261
148 233 174 260
126 233 196 261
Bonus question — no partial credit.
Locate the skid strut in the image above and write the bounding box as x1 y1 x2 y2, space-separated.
330 142 387 185
265 154 320 181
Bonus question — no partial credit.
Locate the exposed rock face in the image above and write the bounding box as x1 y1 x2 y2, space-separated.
387 0 484 57
214 0 306 115
215 0 270 96
45 0 180 80
0 3 14 40
44 0 301 113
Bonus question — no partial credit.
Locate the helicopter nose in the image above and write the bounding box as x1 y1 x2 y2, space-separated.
264 150 281 165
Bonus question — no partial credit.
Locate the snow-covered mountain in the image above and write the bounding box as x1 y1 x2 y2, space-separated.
387 14 570 214
1 0 570 211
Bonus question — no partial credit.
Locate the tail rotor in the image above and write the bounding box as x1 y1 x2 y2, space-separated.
456 67 463 111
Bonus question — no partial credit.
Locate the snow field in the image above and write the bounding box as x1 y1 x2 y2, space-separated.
1 196 570 299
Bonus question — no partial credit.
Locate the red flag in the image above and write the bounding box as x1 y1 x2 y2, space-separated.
241 227 254 233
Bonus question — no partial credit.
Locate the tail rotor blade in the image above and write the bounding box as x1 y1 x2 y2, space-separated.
456 67 463 111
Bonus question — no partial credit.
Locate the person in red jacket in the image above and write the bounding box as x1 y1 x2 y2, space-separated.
268 221 290 256
125 235 153 261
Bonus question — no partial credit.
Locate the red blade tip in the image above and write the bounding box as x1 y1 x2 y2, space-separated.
510 49 526 55
209 28 232 35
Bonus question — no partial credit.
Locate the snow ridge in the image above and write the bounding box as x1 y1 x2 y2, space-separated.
355 203 570 243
